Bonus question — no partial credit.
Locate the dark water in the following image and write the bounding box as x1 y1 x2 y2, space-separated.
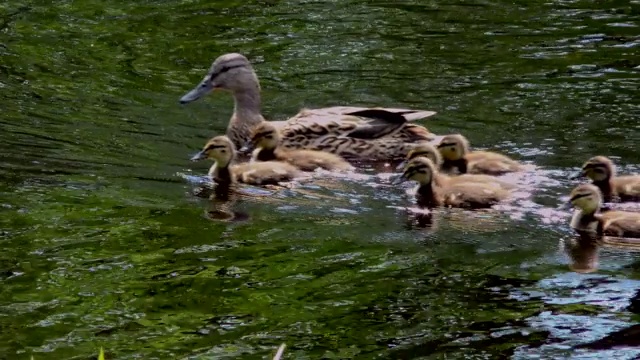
1 0 640 359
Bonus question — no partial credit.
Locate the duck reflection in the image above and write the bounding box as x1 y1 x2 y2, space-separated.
562 232 640 274
402 205 437 231
561 234 601 273
191 182 251 223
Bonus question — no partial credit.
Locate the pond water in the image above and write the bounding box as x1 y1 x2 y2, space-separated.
1 0 640 359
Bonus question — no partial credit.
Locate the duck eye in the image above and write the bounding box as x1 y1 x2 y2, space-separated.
265 135 273 139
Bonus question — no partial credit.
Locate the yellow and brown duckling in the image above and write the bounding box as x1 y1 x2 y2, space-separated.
242 122 354 172
568 184 640 238
436 134 523 176
571 156 640 202
397 157 511 209
179 53 438 161
396 142 443 171
397 142 515 189
191 135 302 186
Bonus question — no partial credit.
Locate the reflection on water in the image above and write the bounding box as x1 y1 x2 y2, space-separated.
1 0 640 359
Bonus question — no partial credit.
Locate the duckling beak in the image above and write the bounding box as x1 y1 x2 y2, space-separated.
559 201 573 211
428 135 446 146
569 170 585 180
390 174 408 185
180 78 213 104
238 141 255 156
395 160 408 171
190 150 207 162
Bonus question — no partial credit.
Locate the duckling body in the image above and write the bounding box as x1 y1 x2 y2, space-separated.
569 184 640 238
179 53 438 161
573 156 640 202
247 122 354 172
437 134 522 175
400 157 511 209
192 135 302 186
397 142 515 189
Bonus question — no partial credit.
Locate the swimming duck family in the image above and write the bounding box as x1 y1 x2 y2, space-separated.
180 52 640 247
179 53 438 161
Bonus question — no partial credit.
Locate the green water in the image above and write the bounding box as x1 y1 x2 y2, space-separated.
1 0 640 359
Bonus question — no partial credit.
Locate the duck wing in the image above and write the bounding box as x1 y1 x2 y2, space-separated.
280 107 436 140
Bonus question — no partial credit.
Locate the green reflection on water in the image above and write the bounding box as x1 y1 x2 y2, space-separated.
1 0 640 358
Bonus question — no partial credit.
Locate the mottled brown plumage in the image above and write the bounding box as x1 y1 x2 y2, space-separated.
179 53 438 160
247 122 353 172
437 134 523 176
191 135 302 186
573 156 640 203
569 184 640 238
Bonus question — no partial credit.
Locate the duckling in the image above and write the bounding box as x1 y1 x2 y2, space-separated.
396 142 515 189
179 53 438 161
396 142 443 171
571 156 640 202
436 134 523 175
191 135 302 186
568 183 640 238
243 122 354 172
398 157 511 209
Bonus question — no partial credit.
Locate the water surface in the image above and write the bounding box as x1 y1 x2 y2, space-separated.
1 0 640 359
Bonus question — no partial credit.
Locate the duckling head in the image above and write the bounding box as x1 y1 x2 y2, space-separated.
190 135 235 167
437 134 470 161
180 53 260 104
396 142 442 171
569 184 603 214
571 156 615 182
249 122 280 150
401 157 437 185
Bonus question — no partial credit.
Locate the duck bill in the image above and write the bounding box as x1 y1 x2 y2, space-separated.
569 170 585 180
395 159 409 171
190 150 207 162
238 141 255 156
180 78 213 104
428 135 445 146
559 201 573 211
390 174 408 185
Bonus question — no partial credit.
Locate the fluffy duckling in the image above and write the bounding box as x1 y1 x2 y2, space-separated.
568 184 640 238
191 135 302 186
396 142 443 171
243 122 354 172
571 156 640 202
399 157 510 209
397 142 515 189
437 134 523 175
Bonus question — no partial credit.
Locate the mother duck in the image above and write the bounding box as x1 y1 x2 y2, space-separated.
179 53 438 161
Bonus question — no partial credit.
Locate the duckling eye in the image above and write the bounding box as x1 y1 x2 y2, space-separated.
265 135 274 139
